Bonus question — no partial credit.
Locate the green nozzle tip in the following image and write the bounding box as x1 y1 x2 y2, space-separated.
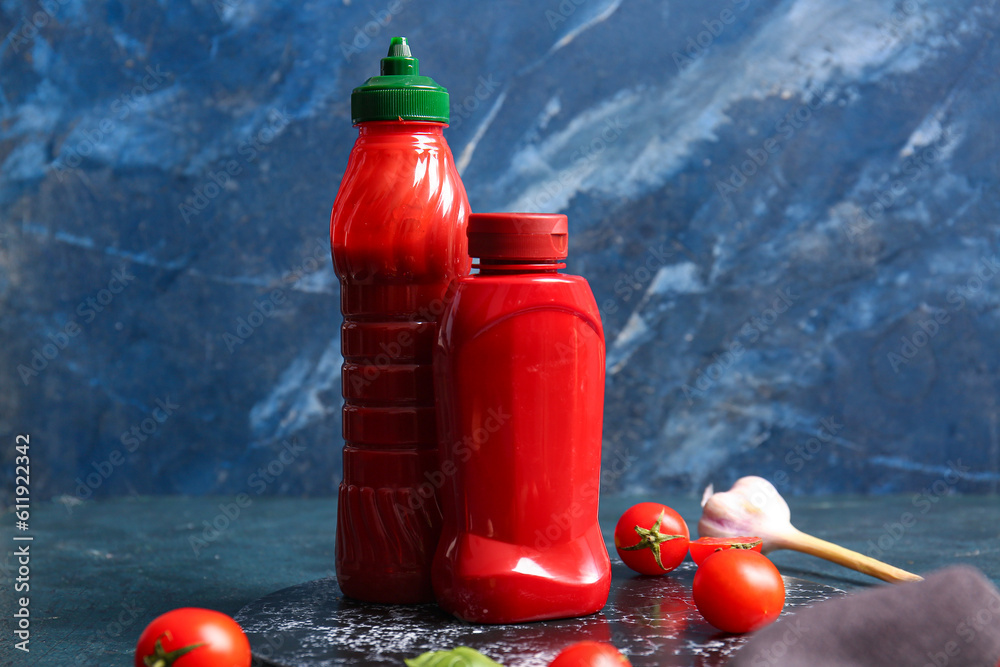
387 36 411 57
381 36 417 76
351 36 449 124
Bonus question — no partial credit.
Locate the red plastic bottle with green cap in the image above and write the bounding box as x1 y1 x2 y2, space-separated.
330 37 470 604
431 213 611 623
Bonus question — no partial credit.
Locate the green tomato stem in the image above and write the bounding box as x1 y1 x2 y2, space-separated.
619 511 685 571
143 637 206 667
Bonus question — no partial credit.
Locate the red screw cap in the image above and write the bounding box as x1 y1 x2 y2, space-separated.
467 213 568 261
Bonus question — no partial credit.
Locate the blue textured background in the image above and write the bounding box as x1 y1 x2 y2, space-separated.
1 0 999 504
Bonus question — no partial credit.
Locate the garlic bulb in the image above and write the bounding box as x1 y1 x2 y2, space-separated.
699 476 922 584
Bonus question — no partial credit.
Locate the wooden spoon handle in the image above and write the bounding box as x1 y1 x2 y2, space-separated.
774 528 923 584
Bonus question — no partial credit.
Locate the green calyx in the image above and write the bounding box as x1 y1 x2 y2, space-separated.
620 511 685 571
351 36 449 124
143 637 205 667
729 539 762 550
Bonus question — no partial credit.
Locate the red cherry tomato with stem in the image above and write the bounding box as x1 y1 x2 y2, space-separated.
134 608 251 667
614 503 689 575
549 641 632 666
692 550 785 634
689 536 763 565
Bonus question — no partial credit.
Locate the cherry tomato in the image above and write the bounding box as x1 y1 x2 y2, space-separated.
549 641 632 666
692 550 785 634
134 608 251 667
614 502 689 575
689 536 763 565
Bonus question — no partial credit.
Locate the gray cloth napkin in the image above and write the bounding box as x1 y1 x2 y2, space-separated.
730 565 1000 667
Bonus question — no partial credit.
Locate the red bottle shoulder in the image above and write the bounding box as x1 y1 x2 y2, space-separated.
440 273 604 346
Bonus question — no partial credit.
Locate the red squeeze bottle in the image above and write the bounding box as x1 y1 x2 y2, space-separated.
330 37 470 604
432 213 611 623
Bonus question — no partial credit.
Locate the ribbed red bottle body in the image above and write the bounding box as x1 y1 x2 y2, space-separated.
331 121 470 603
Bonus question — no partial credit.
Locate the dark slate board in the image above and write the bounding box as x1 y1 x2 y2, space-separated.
236 561 844 666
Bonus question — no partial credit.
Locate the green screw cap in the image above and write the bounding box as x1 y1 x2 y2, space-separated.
351 37 450 124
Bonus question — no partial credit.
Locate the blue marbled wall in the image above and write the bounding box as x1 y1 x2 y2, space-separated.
1 0 998 503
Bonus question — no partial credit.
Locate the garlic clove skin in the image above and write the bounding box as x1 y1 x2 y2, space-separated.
698 475 923 583
698 476 796 554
